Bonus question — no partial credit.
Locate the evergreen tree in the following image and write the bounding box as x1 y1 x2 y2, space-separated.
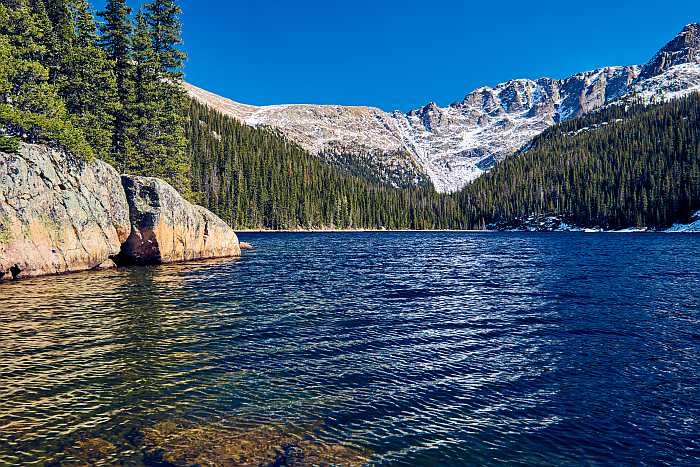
145 0 185 77
98 0 132 170
457 93 700 229
141 0 189 195
129 8 159 173
56 0 119 163
187 100 465 230
0 0 91 156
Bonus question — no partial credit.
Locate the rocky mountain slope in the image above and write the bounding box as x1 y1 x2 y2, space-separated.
186 23 700 192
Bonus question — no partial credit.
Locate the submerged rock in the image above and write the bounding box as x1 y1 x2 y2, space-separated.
142 419 371 467
93 258 117 271
64 437 118 463
115 175 240 266
240 241 256 251
0 143 130 278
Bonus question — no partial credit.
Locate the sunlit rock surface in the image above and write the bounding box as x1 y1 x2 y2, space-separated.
116 175 241 266
0 144 241 277
0 143 130 278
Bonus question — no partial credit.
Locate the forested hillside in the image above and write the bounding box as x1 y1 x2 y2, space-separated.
188 101 464 230
458 94 700 229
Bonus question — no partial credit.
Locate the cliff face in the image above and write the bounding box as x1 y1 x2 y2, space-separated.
0 143 240 279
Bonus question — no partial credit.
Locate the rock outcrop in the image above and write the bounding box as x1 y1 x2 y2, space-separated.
0 143 130 278
115 175 240 266
0 143 241 279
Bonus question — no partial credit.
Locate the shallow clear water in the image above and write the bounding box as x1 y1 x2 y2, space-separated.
1 232 699 466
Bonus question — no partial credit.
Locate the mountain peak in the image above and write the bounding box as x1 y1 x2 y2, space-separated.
639 23 700 80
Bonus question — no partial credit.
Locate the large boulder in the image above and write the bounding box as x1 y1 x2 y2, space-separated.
116 175 240 265
0 143 130 277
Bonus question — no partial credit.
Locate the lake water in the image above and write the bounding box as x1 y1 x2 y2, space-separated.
1 232 699 466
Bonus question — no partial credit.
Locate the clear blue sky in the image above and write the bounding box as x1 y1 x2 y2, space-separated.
93 0 700 111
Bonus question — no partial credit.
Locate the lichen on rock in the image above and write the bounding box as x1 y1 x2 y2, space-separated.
0 143 130 277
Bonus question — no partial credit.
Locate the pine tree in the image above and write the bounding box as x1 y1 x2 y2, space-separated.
142 0 190 196
0 0 91 156
98 0 132 170
145 0 186 78
56 0 119 163
130 8 160 173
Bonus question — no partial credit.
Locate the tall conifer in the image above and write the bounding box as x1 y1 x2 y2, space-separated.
98 0 132 170
143 0 189 195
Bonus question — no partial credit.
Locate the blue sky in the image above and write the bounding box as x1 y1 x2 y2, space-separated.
93 0 700 111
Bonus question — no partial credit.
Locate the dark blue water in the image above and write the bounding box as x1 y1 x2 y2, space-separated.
1 232 699 465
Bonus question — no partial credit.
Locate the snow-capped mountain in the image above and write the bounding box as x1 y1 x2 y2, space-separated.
186 23 700 192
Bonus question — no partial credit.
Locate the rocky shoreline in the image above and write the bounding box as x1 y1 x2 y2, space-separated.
0 143 241 280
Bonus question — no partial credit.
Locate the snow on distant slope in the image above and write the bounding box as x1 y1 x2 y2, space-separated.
186 83 429 187
666 211 700 232
186 23 700 192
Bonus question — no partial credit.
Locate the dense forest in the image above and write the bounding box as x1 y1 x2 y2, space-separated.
459 94 700 229
188 101 464 230
2 0 699 231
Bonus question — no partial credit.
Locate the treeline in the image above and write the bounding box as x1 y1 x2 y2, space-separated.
0 0 190 193
188 101 466 230
458 93 700 229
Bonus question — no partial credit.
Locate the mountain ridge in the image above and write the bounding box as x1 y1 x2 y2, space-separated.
186 23 700 192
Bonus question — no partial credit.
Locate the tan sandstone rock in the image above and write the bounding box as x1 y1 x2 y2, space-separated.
0 143 130 278
116 175 240 265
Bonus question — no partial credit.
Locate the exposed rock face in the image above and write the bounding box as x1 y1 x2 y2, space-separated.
0 143 130 278
391 66 640 191
0 143 241 278
639 23 700 80
186 23 700 193
116 175 240 266
185 84 429 188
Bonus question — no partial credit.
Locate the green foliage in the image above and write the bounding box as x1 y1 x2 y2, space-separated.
144 0 185 77
0 135 20 153
0 0 190 192
57 0 119 164
457 93 700 229
0 2 93 158
98 0 133 169
130 0 190 195
188 94 700 231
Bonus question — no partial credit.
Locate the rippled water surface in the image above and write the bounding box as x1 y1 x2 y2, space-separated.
1 232 700 466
